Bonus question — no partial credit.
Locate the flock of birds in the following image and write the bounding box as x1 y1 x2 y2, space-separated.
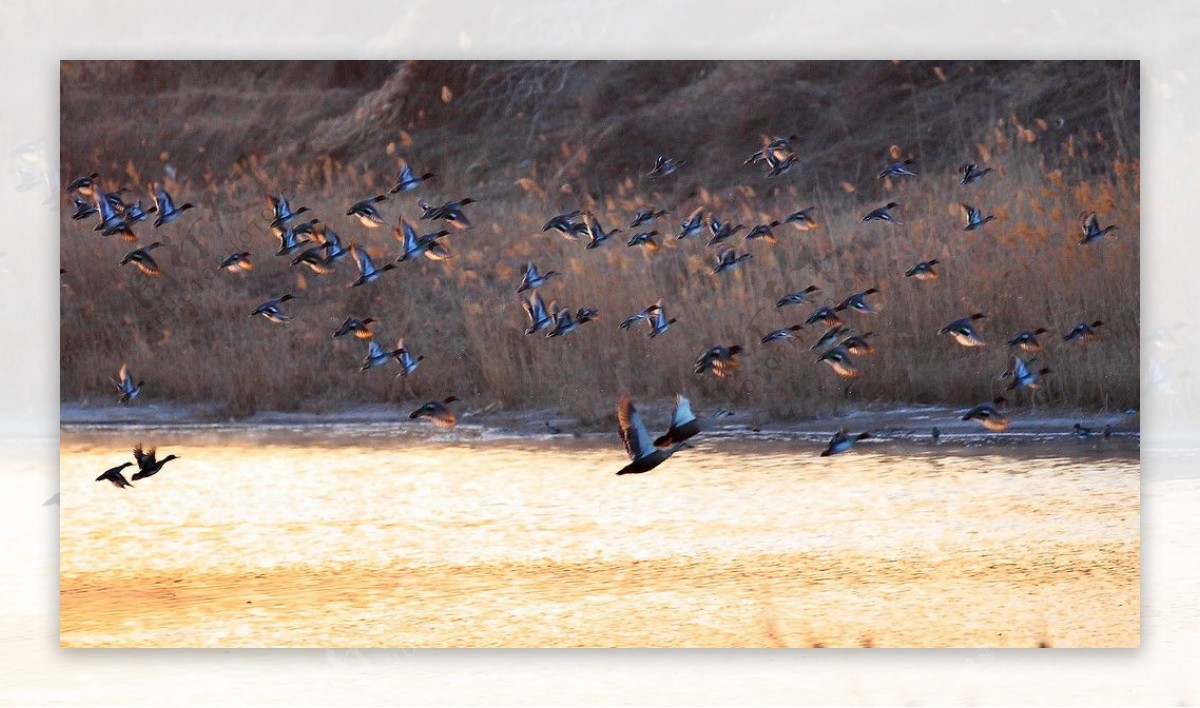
67 133 1125 483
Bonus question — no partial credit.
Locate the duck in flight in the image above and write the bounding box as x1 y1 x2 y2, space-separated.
862 202 902 224
961 203 995 231
1007 328 1050 352
409 396 460 428
711 246 753 275
939 313 987 347
218 251 253 272
521 291 555 335
904 259 940 280
147 184 194 227
346 195 389 228
629 207 667 228
776 285 821 308
389 162 436 194
120 242 166 276
1079 212 1119 244
962 397 1009 431
96 462 135 489
820 428 871 456
268 194 310 229
694 344 743 377
647 155 686 178
349 243 397 287
250 294 296 323
626 230 661 252
1063 320 1105 342
615 394 690 475
878 158 916 179
959 162 993 185
131 444 181 481
517 261 558 293
112 363 144 404
334 316 377 340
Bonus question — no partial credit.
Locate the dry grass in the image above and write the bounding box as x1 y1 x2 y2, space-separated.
60 62 1139 420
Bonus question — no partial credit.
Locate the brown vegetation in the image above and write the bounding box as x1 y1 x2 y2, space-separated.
60 61 1139 419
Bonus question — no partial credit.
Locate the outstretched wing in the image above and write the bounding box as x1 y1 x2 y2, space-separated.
617 395 655 461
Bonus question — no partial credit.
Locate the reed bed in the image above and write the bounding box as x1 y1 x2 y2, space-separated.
61 112 1138 421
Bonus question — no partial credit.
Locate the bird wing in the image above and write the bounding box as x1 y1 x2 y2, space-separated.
617 395 655 461
671 394 696 428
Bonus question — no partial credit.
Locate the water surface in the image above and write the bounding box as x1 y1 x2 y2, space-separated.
60 426 1139 647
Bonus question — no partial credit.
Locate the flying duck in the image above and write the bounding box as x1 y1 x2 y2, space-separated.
395 339 424 378
113 363 144 404
131 444 181 481
629 207 668 228
1079 212 1119 244
761 325 804 344
120 242 166 276
67 172 102 196
147 184 194 227
517 261 559 293
694 344 743 377
334 316 377 340
218 251 253 272
250 294 296 323
546 305 599 338
349 243 397 287
644 301 677 338
809 325 850 351
817 345 859 378
784 206 818 231
776 285 821 308
395 216 451 262
820 428 872 456
647 155 686 178
583 213 622 249
744 220 783 244
678 209 707 240
904 259 940 280
939 313 987 347
1007 328 1050 352
834 288 881 315
95 462 135 489
838 332 877 356
961 203 995 231
804 307 844 328
268 194 310 228
409 396 459 428
1005 355 1052 391
962 397 1009 431
745 135 799 165
389 162 436 194
418 197 476 229
711 246 753 275
273 223 311 257
291 246 337 274
346 195 389 228
521 291 555 335
615 394 690 475
862 202 902 224
707 217 745 246
70 194 97 221
1063 320 1105 342
764 151 799 177
959 163 993 184
361 338 401 370
878 159 917 179
626 230 661 252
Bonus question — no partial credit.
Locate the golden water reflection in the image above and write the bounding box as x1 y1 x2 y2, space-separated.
60 429 1139 647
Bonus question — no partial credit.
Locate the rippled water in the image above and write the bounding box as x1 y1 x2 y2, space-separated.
60 426 1139 647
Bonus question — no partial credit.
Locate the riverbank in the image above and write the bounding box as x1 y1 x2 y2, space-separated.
61 400 1139 446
